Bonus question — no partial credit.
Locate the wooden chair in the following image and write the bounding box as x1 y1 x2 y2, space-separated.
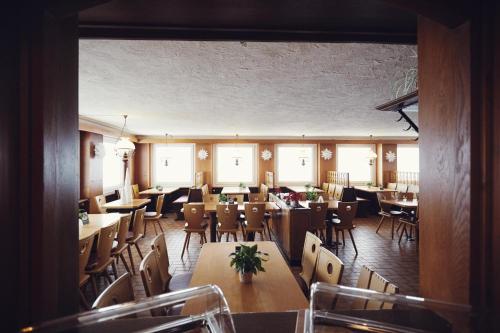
260 184 269 201
332 201 359 255
216 204 240 241
387 183 397 190
92 272 135 309
351 265 374 309
201 184 209 196
151 233 192 292
309 202 329 241
203 194 219 203
299 232 323 289
243 203 266 241
126 207 146 274
327 183 335 199
91 194 107 214
375 192 403 239
132 184 140 199
365 272 389 310
382 283 400 309
227 194 244 203
181 203 208 258
79 234 96 309
396 183 408 193
86 222 119 295
144 194 165 236
407 184 419 194
333 185 343 200
314 247 344 285
111 213 133 274
321 182 329 192
139 251 168 316
248 193 272 239
248 193 264 202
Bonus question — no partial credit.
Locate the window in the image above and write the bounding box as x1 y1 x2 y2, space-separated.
102 137 124 193
397 144 419 172
214 144 257 186
336 144 376 184
276 144 317 185
152 144 195 186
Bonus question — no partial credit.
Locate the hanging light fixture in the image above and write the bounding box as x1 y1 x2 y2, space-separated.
367 135 378 165
114 115 135 160
164 133 170 167
232 134 242 166
298 134 308 167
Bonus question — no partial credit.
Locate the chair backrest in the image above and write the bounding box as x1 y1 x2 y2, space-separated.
115 213 132 252
333 185 343 200
351 265 374 309
132 184 140 199
131 207 146 239
300 232 323 287
387 183 397 190
381 283 400 309
248 193 265 202
201 184 209 196
402 192 414 201
396 183 408 193
321 183 329 192
340 187 357 201
407 184 419 194
155 194 165 215
216 204 239 229
260 184 269 200
95 222 118 267
226 194 243 203
314 247 344 285
187 188 203 202
91 195 107 214
203 194 219 203
151 233 172 288
327 183 335 197
79 234 95 282
337 201 358 228
92 272 135 309
139 251 164 297
309 202 328 230
244 203 265 229
376 192 393 214
365 272 389 310
183 203 206 229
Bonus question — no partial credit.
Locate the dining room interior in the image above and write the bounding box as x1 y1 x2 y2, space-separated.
2 1 499 332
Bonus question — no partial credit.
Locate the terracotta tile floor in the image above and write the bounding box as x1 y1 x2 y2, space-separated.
83 213 418 309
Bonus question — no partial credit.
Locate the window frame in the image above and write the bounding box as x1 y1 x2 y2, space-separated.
213 143 258 187
102 136 124 194
275 143 318 186
151 143 195 187
336 144 376 185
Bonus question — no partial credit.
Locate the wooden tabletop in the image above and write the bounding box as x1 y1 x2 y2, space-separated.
183 241 308 314
355 186 398 193
139 187 179 195
299 200 339 211
287 186 324 193
221 186 251 194
380 199 418 209
79 213 123 240
102 198 151 210
202 201 280 213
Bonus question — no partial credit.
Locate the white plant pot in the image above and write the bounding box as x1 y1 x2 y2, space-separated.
239 272 253 284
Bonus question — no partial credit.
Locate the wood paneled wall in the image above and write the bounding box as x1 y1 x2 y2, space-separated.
80 131 103 199
418 18 471 304
382 144 397 186
195 143 213 187
318 143 336 185
132 143 151 190
259 143 274 186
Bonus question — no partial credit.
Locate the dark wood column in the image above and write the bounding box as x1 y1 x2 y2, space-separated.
1 4 79 330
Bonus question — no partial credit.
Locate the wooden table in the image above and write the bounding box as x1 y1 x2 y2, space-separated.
221 186 251 194
183 241 308 314
102 198 151 211
139 187 179 196
287 186 324 193
204 202 280 242
79 213 123 240
381 199 418 209
354 186 398 193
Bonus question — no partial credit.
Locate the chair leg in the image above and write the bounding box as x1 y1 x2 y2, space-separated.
119 253 131 273
181 233 190 258
233 232 237 241
391 217 395 239
265 221 272 240
341 231 345 246
348 229 358 255
143 222 147 237
79 288 91 310
111 260 118 279
91 275 98 296
127 246 136 274
226 233 229 242
104 270 113 285
398 224 406 244
152 221 158 236
134 242 144 259
335 230 339 256
375 216 385 233
157 219 164 233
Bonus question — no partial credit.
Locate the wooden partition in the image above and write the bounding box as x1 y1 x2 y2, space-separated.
80 131 103 199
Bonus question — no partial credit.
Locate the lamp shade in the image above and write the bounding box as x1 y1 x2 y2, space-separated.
115 137 135 159
367 150 378 159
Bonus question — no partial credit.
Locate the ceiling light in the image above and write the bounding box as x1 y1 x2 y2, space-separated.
114 115 135 160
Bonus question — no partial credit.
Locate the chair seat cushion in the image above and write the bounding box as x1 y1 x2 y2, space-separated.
144 212 159 218
390 211 403 215
168 272 193 292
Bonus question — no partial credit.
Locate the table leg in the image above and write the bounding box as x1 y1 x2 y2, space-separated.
209 212 217 242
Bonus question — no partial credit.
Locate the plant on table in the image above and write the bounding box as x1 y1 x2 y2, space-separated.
239 182 245 188
286 192 302 207
219 193 228 203
229 244 269 283
305 190 318 201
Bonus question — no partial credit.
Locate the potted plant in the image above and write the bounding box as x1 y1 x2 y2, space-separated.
219 193 228 203
239 182 245 188
286 192 302 208
156 185 163 191
366 181 373 187
305 190 318 201
229 244 269 283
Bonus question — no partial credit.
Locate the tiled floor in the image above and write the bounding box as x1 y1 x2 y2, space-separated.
82 213 418 309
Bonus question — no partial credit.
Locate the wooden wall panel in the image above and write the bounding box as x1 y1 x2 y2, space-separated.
259 143 274 186
318 143 336 185
132 143 150 190
382 144 397 186
418 17 471 304
79 131 103 199
195 143 213 187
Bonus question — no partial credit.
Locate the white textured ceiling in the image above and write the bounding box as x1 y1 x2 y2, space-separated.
79 40 417 138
